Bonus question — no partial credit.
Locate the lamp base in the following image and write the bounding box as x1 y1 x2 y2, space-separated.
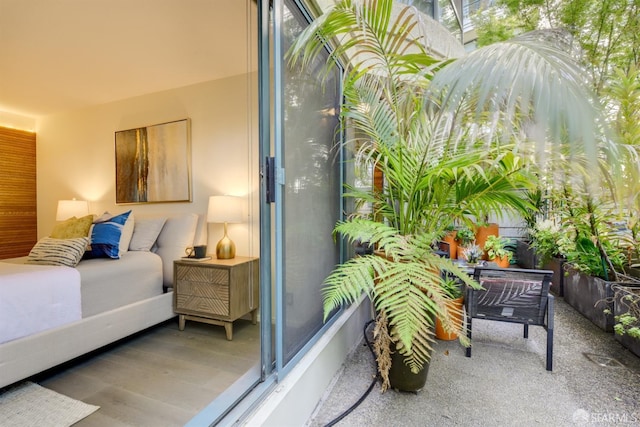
216 236 236 259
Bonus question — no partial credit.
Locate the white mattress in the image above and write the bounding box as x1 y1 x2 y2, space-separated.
0 262 81 344
77 251 163 317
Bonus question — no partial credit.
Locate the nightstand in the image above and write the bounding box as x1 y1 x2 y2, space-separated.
173 256 259 340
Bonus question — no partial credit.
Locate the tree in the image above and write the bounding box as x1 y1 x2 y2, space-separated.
471 0 640 94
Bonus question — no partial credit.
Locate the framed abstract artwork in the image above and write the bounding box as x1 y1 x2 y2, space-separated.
115 119 192 204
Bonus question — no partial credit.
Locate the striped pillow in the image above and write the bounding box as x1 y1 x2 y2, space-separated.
26 237 89 267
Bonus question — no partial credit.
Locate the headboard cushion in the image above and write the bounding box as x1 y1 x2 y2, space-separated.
129 217 167 251
155 213 198 286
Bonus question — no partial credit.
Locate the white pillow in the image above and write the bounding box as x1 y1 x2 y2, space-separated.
155 213 198 287
119 212 135 256
129 217 167 251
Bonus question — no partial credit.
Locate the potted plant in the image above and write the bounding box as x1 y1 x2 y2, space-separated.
435 277 464 341
559 188 632 331
455 227 476 259
462 244 484 265
474 222 499 259
528 218 574 295
289 0 615 392
483 235 513 268
441 225 458 259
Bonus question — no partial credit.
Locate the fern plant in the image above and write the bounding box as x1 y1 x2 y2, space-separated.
288 0 615 390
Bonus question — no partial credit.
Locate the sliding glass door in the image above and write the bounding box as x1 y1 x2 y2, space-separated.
190 1 343 423
270 0 343 373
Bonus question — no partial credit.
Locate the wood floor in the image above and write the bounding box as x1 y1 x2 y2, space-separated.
37 318 261 427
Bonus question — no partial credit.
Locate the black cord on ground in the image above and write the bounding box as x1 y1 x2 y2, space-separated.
323 319 379 427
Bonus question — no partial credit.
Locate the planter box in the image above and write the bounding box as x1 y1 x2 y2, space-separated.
543 257 566 297
613 284 640 358
623 265 640 280
564 267 614 332
516 240 538 270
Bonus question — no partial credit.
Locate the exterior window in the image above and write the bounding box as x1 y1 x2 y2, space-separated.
399 0 435 17
439 0 462 41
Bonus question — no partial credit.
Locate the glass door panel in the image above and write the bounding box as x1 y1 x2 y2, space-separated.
272 0 342 370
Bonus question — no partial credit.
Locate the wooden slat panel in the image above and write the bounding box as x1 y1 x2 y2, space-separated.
0 126 37 259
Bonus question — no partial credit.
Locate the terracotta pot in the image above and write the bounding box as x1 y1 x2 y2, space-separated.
435 296 464 340
474 223 499 260
443 231 458 259
492 255 511 269
457 245 467 260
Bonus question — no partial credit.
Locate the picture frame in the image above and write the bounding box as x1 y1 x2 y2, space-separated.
115 119 192 204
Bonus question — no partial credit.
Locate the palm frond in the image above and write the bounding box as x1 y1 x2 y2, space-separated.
428 30 615 169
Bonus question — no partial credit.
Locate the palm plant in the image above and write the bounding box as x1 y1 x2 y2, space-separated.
288 0 615 390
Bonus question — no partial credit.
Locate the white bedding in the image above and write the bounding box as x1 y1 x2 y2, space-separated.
0 213 200 389
78 251 163 317
0 262 81 344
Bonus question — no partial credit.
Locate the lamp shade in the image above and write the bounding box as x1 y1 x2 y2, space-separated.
207 195 245 224
56 199 89 221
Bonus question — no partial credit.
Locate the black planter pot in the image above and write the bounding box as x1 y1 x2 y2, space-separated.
613 284 640 358
543 257 566 297
388 348 430 392
516 240 538 270
623 265 640 280
564 267 614 332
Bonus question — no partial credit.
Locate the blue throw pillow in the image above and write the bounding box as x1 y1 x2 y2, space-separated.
85 211 132 259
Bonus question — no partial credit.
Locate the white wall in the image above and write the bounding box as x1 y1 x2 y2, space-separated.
35 73 259 257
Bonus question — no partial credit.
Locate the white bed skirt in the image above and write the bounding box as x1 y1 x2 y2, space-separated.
0 292 175 388
0 263 82 344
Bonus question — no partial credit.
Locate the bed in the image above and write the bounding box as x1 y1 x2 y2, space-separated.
0 212 204 389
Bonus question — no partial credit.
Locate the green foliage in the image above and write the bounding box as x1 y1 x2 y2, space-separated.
322 219 479 378
442 277 463 299
455 227 475 246
472 0 640 94
603 66 640 233
483 235 514 262
288 0 616 387
528 219 575 267
462 244 483 264
605 66 640 147
558 188 628 280
473 14 522 47
613 288 640 341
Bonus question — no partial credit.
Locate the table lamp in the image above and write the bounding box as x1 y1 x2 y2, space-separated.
207 195 245 259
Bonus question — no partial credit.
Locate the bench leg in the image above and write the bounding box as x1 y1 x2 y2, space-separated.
546 294 554 371
546 328 553 371
523 323 529 339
